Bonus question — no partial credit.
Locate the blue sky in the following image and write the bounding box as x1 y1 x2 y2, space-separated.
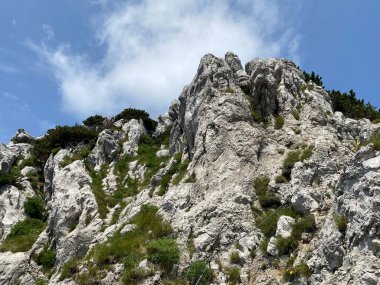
0 0 379 142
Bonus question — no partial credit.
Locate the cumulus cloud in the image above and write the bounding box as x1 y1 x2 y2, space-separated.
34 0 300 119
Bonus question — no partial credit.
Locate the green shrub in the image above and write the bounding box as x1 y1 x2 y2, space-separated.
32 125 98 167
24 196 45 220
83 115 106 128
85 163 109 219
0 218 46 252
334 214 348 233
366 133 380 151
158 153 182 196
275 175 287 184
293 128 302 135
60 144 94 168
292 215 316 239
225 267 241 285
283 262 312 281
36 247 56 270
274 115 285 129
35 278 48 285
254 177 270 196
255 207 298 238
172 159 190 186
137 136 170 188
292 111 300 120
147 238 180 271
282 146 314 180
329 89 380 121
225 87 235 94
276 236 299 256
303 70 324 87
251 110 264 123
254 177 281 209
373 118 380 124
300 145 315 161
59 258 79 280
183 260 213 285
115 108 157 133
229 251 242 265
184 172 196 183
0 171 17 187
122 268 153 285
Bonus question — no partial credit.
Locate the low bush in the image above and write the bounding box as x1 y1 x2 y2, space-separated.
254 177 281 209
85 164 109 219
36 247 56 270
334 214 348 233
158 153 182 196
147 238 180 271
282 146 314 180
183 260 213 285
225 87 235 94
225 267 241 285
137 139 170 189
329 89 380 122
229 251 242 265
255 207 298 238
86 204 177 284
83 115 106 128
114 108 157 133
275 175 287 184
283 262 312 281
32 125 98 167
24 196 45 220
276 236 299 256
292 214 316 238
0 171 17 187
303 70 324 87
274 115 285 129
0 218 46 252
59 258 79 281
59 144 94 168
292 110 300 120
366 133 380 151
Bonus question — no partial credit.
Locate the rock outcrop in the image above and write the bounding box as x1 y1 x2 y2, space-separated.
0 52 379 285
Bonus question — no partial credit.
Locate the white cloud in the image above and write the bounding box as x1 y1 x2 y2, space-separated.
42 24 55 40
34 0 300 119
0 62 18 74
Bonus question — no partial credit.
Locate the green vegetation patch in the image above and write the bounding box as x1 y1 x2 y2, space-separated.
274 115 285 130
59 144 94 168
225 266 241 285
24 196 46 220
334 214 348 233
115 108 157 134
365 133 380 151
85 163 109 219
35 246 56 271
254 177 281 209
183 260 213 285
282 145 315 180
64 205 178 284
283 262 312 282
255 207 299 238
0 218 46 252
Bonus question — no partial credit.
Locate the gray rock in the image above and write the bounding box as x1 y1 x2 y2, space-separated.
11 129 34 144
275 216 295 238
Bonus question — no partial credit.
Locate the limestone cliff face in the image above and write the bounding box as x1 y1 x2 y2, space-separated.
0 53 379 285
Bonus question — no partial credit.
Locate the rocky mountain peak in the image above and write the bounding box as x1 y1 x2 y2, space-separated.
0 53 379 285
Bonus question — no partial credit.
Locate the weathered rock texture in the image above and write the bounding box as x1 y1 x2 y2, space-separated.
0 52 379 285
